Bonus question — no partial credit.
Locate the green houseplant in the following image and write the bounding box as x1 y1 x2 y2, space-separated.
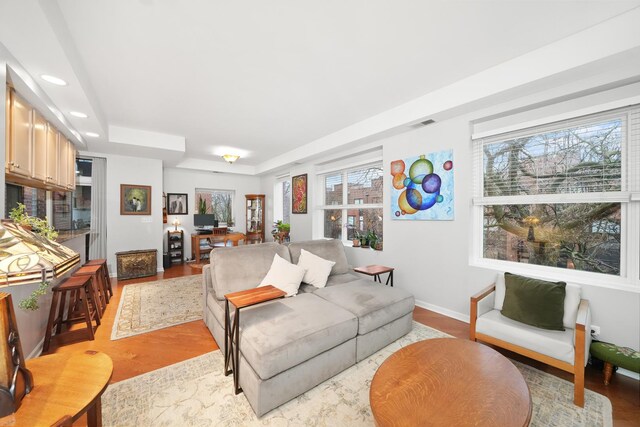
366 229 378 250
352 229 361 247
197 196 209 214
9 203 59 240
272 220 290 243
18 281 51 311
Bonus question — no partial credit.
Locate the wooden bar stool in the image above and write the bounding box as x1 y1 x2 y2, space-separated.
85 259 113 298
43 275 100 352
74 265 108 313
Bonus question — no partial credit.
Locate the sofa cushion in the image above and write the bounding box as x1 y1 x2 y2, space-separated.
326 273 361 287
259 254 305 297
501 272 566 331
476 309 575 365
288 239 349 275
494 273 581 329
313 280 414 334
211 243 291 300
297 249 336 288
240 293 357 380
296 273 361 293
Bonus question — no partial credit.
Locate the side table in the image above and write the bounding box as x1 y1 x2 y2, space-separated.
224 285 286 394
354 265 394 287
14 350 113 427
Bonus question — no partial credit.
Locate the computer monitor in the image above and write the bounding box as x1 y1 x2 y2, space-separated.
193 214 218 228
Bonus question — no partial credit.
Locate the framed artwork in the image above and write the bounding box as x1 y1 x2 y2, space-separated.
120 184 152 215
292 173 308 214
390 149 454 220
167 193 188 215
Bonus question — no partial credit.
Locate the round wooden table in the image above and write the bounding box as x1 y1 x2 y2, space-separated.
14 350 113 427
370 338 532 427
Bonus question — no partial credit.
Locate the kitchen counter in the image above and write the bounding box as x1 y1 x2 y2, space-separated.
56 229 91 243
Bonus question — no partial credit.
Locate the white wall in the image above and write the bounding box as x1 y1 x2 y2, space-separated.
162 168 262 259
107 154 164 273
80 151 165 274
261 166 315 243
260 86 640 351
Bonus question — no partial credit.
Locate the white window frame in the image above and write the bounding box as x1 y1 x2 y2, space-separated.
316 161 384 245
273 175 290 224
471 106 640 292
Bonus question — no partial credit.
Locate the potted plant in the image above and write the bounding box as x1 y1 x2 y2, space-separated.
366 230 378 250
9 203 58 240
359 231 369 248
352 229 361 247
272 220 290 243
197 195 208 214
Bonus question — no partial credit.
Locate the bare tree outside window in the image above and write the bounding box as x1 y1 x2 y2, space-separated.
322 163 383 244
482 119 622 275
195 189 235 226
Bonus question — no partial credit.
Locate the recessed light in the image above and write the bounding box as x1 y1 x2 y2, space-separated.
41 75 68 86
70 111 88 118
85 132 100 138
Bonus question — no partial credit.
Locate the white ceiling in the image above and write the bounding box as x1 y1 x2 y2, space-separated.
2 1 640 172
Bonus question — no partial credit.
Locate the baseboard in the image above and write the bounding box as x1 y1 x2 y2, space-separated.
617 367 640 381
27 337 44 360
414 299 469 324
414 300 640 382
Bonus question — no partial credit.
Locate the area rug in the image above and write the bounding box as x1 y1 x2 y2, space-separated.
111 275 202 340
102 322 612 426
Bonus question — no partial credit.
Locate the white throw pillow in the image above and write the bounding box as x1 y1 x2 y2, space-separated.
259 254 305 297
297 248 336 288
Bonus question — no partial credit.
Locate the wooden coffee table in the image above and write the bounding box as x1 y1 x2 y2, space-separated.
370 338 532 427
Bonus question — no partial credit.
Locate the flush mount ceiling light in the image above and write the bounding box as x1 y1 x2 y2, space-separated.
222 154 240 164
85 132 100 138
40 75 68 86
70 111 88 118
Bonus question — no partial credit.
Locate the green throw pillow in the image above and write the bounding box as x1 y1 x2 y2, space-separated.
501 272 566 331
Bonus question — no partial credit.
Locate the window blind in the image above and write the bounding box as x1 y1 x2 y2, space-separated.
473 105 639 205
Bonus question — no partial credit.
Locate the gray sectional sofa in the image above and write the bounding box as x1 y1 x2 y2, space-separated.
202 239 415 417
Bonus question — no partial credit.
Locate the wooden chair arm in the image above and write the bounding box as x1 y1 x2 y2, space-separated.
575 299 589 332
469 284 496 341
470 284 496 303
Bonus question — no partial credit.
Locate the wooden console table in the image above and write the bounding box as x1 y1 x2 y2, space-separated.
14 350 113 427
191 231 247 261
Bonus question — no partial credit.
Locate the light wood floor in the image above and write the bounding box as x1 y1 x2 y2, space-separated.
47 264 639 426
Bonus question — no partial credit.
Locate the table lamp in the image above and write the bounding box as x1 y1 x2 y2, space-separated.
172 217 181 231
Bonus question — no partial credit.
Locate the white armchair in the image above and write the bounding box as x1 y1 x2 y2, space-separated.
470 274 591 407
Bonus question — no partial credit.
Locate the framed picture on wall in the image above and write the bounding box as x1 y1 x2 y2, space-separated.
120 184 152 215
292 173 307 214
167 193 189 215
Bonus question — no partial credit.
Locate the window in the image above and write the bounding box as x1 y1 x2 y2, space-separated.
195 189 235 226
473 106 640 287
52 158 92 231
273 179 291 225
5 157 90 232
319 163 383 243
